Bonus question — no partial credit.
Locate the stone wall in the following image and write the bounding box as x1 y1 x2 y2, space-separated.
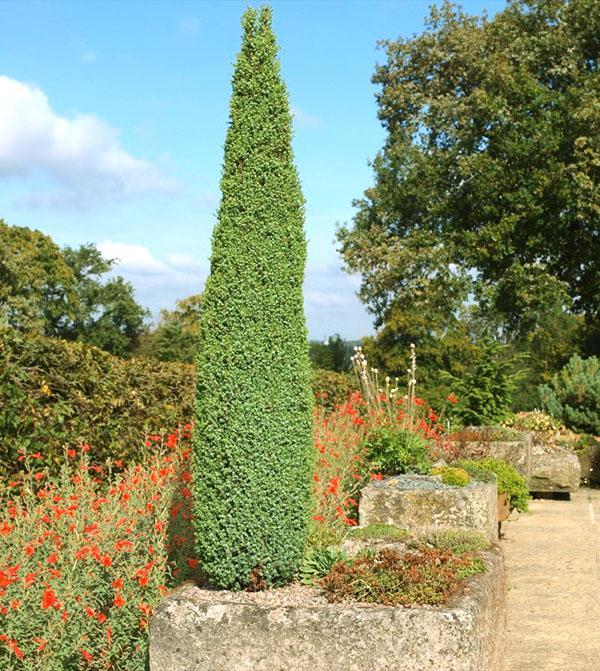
149 547 505 671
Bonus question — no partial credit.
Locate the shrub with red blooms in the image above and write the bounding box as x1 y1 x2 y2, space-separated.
309 388 450 547
0 428 196 671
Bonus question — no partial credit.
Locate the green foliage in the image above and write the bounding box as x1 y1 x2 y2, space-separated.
456 458 530 512
311 368 356 408
416 528 489 554
309 334 353 372
0 328 195 473
0 221 149 357
430 465 471 487
441 339 524 425
299 547 348 585
349 524 409 542
138 294 203 363
539 355 600 435
337 0 599 394
0 219 78 334
364 427 432 475
320 547 485 606
505 410 565 435
193 7 313 590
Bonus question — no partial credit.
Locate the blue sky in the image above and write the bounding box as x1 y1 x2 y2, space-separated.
0 0 505 339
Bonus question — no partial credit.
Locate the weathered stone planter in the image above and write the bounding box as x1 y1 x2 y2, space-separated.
359 474 498 542
449 430 532 482
530 442 581 493
149 547 505 671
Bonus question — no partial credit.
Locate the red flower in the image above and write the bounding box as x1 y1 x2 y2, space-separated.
80 648 93 664
446 393 459 405
113 594 125 608
41 587 57 610
186 558 198 569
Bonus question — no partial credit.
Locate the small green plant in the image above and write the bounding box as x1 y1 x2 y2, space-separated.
415 529 489 554
349 524 409 542
441 339 524 426
430 465 471 487
364 426 432 475
299 547 348 585
319 547 484 606
456 458 530 512
539 355 600 435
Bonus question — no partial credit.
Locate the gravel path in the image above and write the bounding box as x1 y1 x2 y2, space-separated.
503 489 600 671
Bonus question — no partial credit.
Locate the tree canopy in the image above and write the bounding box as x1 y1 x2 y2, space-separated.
0 220 148 357
338 0 599 390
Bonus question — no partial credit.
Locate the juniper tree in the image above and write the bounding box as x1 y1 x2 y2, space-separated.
192 6 313 589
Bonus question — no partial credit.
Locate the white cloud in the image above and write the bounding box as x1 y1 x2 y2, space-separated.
97 241 170 276
305 290 348 308
95 240 373 339
291 104 324 130
0 75 177 208
166 253 202 270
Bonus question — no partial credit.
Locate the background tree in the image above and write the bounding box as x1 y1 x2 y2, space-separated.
338 0 599 400
309 334 353 372
193 7 313 589
138 293 202 363
0 220 77 334
0 220 148 357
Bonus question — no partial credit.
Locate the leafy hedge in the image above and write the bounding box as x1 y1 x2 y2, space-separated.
0 328 195 473
0 327 356 478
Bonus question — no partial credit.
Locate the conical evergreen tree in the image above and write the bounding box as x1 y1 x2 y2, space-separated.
192 6 313 589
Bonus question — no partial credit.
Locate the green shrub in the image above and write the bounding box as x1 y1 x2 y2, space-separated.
539 355 600 435
193 7 313 590
349 524 409 542
430 465 471 487
364 427 432 475
441 339 523 426
311 368 356 409
0 328 194 473
456 458 530 512
415 528 489 554
505 410 565 435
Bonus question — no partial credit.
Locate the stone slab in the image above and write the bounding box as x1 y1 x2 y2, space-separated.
359 475 498 542
150 548 505 671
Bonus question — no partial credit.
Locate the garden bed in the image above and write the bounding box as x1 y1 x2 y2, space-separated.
149 546 505 671
359 474 498 542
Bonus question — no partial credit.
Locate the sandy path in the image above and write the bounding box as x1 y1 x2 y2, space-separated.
503 489 600 671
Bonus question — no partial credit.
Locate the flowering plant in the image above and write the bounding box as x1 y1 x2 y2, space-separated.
0 429 195 670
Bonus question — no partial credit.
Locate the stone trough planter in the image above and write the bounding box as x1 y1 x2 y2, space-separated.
530 442 581 493
149 547 505 671
359 474 498 543
448 429 532 482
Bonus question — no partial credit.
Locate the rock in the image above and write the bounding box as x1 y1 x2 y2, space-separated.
451 433 532 482
149 548 506 671
530 443 581 493
359 474 498 542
